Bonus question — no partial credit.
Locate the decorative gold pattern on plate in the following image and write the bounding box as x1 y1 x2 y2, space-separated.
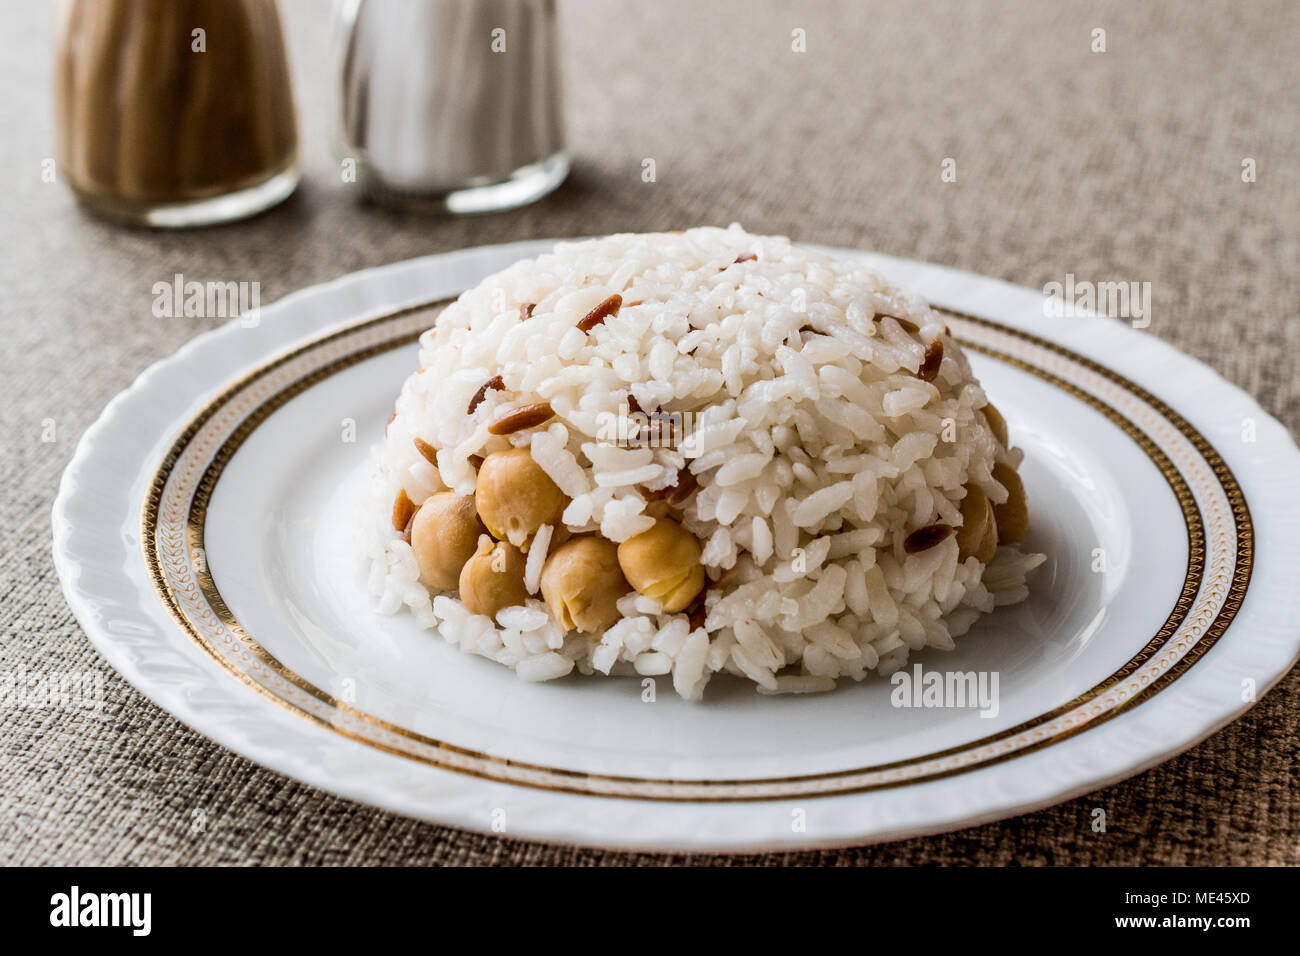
141 300 1252 801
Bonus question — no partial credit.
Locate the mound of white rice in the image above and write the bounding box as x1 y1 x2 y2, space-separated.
359 225 1043 699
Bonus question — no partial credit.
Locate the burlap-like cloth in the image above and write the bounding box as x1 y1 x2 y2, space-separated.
2 0 1296 864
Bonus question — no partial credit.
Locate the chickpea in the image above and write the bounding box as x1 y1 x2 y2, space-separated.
991 462 1029 545
475 447 568 548
459 535 529 620
955 484 998 564
616 518 705 613
539 537 631 634
410 493 483 590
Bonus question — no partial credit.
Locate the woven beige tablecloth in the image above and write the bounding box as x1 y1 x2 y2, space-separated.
2 0 1297 865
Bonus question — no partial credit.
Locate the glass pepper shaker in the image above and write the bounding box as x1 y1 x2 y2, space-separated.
55 0 299 227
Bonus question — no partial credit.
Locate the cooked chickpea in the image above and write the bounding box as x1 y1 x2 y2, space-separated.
955 484 998 564
539 537 630 633
410 493 483 590
616 518 705 613
991 462 1029 545
459 535 529 620
475 447 568 548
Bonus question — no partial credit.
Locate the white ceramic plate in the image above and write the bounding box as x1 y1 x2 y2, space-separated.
53 241 1300 852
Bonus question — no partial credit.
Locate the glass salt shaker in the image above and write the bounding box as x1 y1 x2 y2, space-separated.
334 0 568 214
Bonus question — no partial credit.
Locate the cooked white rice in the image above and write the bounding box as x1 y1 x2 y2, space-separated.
359 225 1043 699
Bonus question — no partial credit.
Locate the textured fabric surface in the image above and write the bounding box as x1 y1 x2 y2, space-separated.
2 0 1297 865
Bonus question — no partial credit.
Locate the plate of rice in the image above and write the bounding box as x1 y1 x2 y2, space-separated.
54 226 1300 851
